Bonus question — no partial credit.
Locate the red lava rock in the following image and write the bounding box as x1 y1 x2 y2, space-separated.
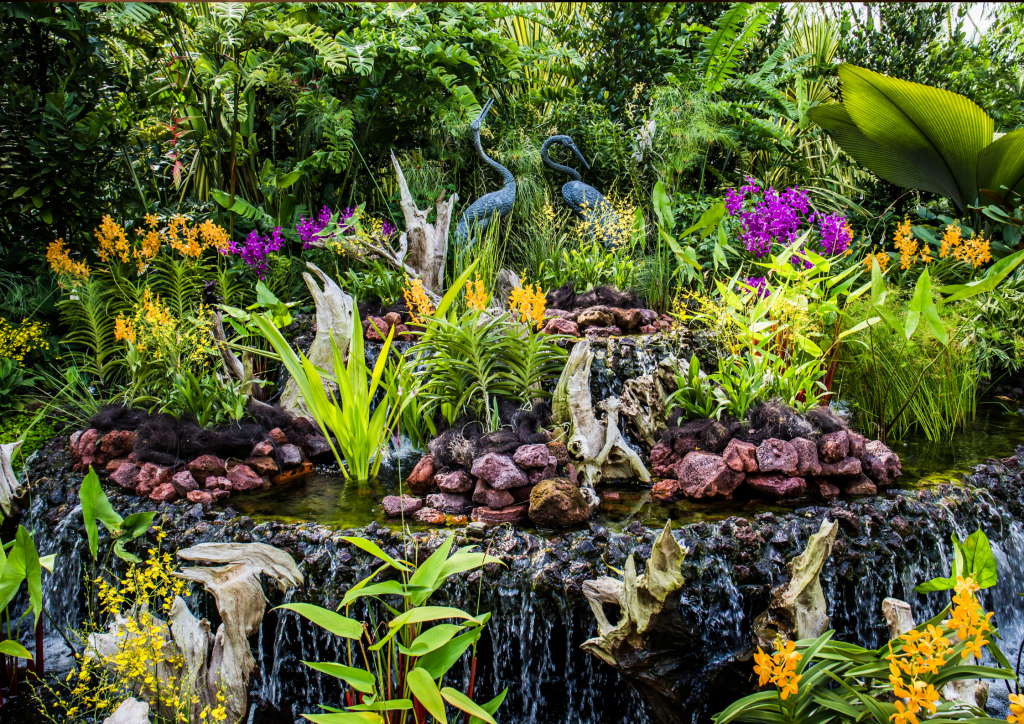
862 440 901 485
76 429 103 470
171 470 199 496
279 444 304 467
111 463 140 490
436 470 473 493
565 462 579 485
528 478 589 527
211 489 230 502
584 325 622 338
819 457 862 477
541 318 580 336
471 502 529 525
69 430 84 458
672 436 700 458
746 474 806 499
205 476 233 491
383 495 424 517
252 440 275 457
394 324 415 342
227 464 269 492
845 476 877 495
246 456 280 476
471 453 528 490
640 309 659 325
847 431 867 459
528 458 558 484
100 430 136 458
406 455 436 494
651 479 680 502
472 479 515 509
383 311 403 328
414 507 447 525
790 437 822 477
722 439 758 473
137 463 172 496
187 490 213 506
812 479 841 498
513 444 552 469
269 428 288 444
611 308 643 332
426 492 473 512
576 307 615 329
148 482 179 504
756 439 799 476
674 452 745 499
303 435 335 462
651 441 680 477
511 485 534 503
817 430 849 463
546 441 570 467
366 316 389 342
188 455 227 485
105 458 128 474
639 324 659 334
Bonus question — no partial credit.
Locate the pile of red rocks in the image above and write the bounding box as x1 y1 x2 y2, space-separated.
540 306 675 338
362 311 416 343
70 425 332 507
382 441 589 528
649 428 902 502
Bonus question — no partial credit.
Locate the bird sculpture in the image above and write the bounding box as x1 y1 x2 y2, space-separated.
454 98 517 251
541 135 623 248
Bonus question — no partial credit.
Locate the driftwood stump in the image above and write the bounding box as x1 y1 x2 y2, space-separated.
390 151 458 293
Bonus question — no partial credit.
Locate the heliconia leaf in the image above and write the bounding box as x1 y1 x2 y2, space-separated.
340 581 410 608
407 668 447 724
301 713 383 724
341 537 412 571
440 688 496 724
398 624 465 657
277 603 363 639
303 661 376 694
0 640 33 660
468 689 508 724
416 628 483 680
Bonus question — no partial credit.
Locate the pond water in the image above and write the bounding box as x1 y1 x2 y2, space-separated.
229 400 1024 533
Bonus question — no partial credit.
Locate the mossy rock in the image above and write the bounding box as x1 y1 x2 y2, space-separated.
529 477 589 528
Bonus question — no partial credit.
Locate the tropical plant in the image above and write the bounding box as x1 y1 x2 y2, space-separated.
278 534 506 724
711 352 768 421
0 356 39 410
0 525 54 670
158 370 250 427
666 354 725 421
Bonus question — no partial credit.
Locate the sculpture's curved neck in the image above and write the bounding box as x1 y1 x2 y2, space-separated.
473 125 515 187
541 137 582 182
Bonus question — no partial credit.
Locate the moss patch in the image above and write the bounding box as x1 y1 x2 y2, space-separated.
0 411 55 467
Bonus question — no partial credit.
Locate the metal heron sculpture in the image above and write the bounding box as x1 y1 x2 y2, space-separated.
541 135 623 247
454 98 517 251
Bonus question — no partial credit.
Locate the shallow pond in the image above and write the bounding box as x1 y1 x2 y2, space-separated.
229 400 1024 533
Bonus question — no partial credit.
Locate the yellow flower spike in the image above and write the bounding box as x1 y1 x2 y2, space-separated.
465 274 490 312
403 276 434 324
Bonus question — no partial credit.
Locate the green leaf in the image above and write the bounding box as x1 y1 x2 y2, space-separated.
341 536 413 572
407 535 455 605
398 624 465 657
301 714 382 724
408 668 447 724
652 181 675 234
11 187 29 199
79 467 122 560
389 606 474 629
905 267 932 340
278 603 363 639
416 628 483 680
340 581 411 608
303 661 376 694
119 512 156 540
440 688 496 724
346 701 412 712
0 640 33 660
961 528 998 588
468 689 507 724
939 248 1024 302
434 259 479 319
256 281 282 308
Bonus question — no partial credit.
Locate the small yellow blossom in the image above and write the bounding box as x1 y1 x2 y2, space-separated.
403 276 434 324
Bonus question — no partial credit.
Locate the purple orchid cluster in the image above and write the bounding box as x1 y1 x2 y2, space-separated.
297 206 332 250
224 227 284 278
726 177 853 296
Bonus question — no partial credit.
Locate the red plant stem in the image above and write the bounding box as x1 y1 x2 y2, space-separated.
413 696 427 724
462 656 478 724
35 617 44 678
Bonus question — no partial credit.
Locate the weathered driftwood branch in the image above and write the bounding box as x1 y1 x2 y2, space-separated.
619 357 679 450
581 523 691 723
102 698 151 724
551 340 651 507
280 262 354 418
391 151 458 293
211 312 255 394
752 518 838 650
0 440 24 517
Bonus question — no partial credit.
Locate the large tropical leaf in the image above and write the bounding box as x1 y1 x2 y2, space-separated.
977 127 1024 202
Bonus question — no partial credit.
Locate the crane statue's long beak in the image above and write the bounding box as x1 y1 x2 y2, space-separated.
569 142 591 172
480 98 494 118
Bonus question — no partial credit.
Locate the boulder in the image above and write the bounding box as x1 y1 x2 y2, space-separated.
105 458 128 474
845 476 877 495
205 476 233 492
188 455 227 485
382 495 424 517
383 311 403 328
211 489 230 502
252 440 274 457
365 316 389 342
471 503 530 526
584 325 622 338
513 444 552 469
565 463 579 486
227 464 269 492
471 453 528 490
528 457 558 484
674 452 745 500
639 324 659 334
541 318 580 337
279 444 304 467
148 482 179 504
650 441 680 477
100 430 136 459
611 308 643 332
76 429 104 470
137 463 172 497
746 473 807 499
817 430 849 463
576 307 615 329
511 485 534 503
862 440 901 485
546 441 570 467
790 437 822 477
818 457 862 477
810 478 841 498
529 478 590 527
847 430 867 459
756 439 799 475
186 490 213 506
426 492 473 513
650 479 680 502
303 434 335 462
415 508 448 525
472 479 515 509
245 456 279 476
111 463 140 491
171 471 199 497
268 428 288 444
722 439 758 473
672 436 700 458
639 308 659 325
436 470 473 493
406 455 436 494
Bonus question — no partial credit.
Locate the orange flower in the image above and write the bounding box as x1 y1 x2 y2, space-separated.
47 238 90 278
508 283 547 330
403 276 434 324
753 641 802 699
465 274 489 312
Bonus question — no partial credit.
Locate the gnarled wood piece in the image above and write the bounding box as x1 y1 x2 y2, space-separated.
753 518 838 649
391 151 458 293
619 357 679 450
169 596 214 723
102 697 151 724
581 523 693 724
174 543 303 724
551 340 650 507
0 440 24 516
280 263 354 418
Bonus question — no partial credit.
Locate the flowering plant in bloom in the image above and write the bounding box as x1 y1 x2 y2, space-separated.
296 205 332 249
0 317 48 365
403 275 434 324
114 288 215 371
465 274 489 312
752 639 802 700
222 226 284 278
509 283 547 329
